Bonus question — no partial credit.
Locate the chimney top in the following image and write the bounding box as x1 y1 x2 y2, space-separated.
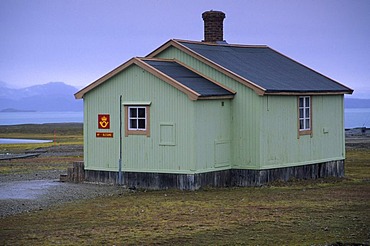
202 10 226 43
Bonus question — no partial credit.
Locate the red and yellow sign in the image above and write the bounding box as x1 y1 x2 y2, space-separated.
98 114 110 129
96 132 113 138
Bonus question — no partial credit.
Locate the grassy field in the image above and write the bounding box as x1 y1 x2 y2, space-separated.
0 123 83 152
0 124 369 245
0 123 83 174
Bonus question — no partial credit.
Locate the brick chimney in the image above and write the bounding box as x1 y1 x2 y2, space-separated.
202 10 226 43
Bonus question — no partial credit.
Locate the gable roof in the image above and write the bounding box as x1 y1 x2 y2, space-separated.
148 39 353 95
76 39 353 99
142 59 235 98
74 57 235 100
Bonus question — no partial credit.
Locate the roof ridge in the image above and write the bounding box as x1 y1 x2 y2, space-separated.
173 39 268 48
139 57 175 62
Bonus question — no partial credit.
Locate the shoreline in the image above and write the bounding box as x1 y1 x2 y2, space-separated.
0 122 368 129
345 127 370 137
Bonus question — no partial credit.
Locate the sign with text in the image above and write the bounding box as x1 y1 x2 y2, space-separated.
98 114 110 129
96 132 113 138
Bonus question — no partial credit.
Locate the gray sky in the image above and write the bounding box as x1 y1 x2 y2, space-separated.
1 0 369 98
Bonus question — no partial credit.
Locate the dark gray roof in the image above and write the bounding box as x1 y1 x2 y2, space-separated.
143 59 234 97
179 41 353 94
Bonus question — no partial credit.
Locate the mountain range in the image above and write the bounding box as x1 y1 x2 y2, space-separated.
344 97 370 108
0 82 369 112
0 82 83 112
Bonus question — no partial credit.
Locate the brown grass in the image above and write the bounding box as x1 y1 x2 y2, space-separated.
0 156 81 175
1 179 369 245
1 153 369 245
0 124 369 245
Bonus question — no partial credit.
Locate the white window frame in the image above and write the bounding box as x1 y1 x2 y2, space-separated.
298 96 312 135
123 102 151 137
128 106 147 131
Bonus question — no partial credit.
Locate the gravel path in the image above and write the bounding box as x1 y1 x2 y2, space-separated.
0 144 125 218
0 171 126 218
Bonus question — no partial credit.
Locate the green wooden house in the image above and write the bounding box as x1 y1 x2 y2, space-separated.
75 11 353 190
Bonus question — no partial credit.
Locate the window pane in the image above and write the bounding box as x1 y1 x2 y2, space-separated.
299 97 304 107
305 119 310 129
130 108 137 117
305 108 310 118
305 97 310 107
130 119 137 129
138 119 145 129
138 108 146 118
299 109 303 118
299 119 304 130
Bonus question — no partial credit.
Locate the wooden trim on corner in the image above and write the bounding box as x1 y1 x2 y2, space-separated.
124 106 128 137
146 105 150 137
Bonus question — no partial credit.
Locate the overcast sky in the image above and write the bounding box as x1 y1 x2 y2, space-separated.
1 0 369 98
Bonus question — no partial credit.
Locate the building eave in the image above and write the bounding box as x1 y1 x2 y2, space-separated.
264 90 354 96
75 56 233 101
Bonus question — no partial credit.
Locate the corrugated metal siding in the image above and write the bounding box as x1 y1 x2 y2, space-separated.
194 100 232 172
259 95 345 169
259 96 299 168
84 65 196 173
155 46 345 170
311 95 345 161
156 47 262 169
83 45 346 174
84 82 121 171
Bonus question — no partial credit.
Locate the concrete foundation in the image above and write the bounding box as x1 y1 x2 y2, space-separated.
79 160 345 190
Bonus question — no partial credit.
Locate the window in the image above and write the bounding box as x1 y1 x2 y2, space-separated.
129 107 146 130
298 96 311 135
124 104 150 137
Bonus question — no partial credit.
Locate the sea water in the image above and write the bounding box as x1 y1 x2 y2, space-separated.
0 138 53 144
0 109 369 129
0 111 83 125
344 108 370 129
